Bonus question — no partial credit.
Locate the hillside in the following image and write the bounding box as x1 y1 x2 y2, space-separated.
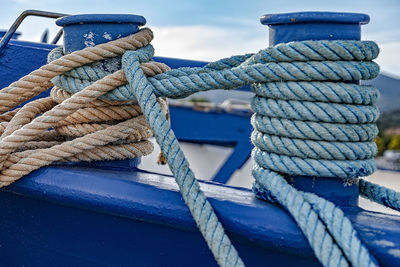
364 73 400 113
187 73 400 119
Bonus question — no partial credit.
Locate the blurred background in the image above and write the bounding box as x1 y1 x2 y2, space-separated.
0 0 399 213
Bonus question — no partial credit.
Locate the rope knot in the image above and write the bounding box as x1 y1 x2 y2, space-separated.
0 28 170 187
0 26 396 267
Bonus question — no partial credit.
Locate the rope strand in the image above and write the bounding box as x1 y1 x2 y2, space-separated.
0 26 398 267
0 30 167 186
121 39 383 266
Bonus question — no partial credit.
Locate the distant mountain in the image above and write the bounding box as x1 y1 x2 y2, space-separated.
364 73 400 113
377 108 400 133
187 73 400 114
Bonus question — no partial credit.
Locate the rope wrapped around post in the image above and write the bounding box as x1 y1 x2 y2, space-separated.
0 28 172 186
0 26 399 266
121 39 382 267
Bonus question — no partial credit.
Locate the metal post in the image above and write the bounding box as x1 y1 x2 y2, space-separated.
55 14 147 169
261 12 370 207
56 14 146 53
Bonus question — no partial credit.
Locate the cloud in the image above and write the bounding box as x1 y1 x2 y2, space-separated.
16 23 400 77
151 25 400 77
374 41 400 77
151 25 266 61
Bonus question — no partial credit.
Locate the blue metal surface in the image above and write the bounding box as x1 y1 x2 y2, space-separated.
55 14 149 168
261 11 369 45
0 11 398 266
168 106 253 183
56 14 146 53
261 12 369 207
1 165 400 266
0 40 57 104
0 30 20 39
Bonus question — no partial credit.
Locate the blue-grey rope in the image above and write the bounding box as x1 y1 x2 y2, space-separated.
51 40 379 101
121 49 244 267
252 166 378 267
119 40 379 267
48 37 400 267
360 179 400 211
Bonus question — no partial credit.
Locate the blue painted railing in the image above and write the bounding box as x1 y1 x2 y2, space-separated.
0 10 398 267
0 30 20 39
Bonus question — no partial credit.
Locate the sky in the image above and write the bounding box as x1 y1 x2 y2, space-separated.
1 0 399 77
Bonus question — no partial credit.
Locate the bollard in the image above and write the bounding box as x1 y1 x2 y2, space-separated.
260 12 371 207
55 14 147 169
56 14 146 53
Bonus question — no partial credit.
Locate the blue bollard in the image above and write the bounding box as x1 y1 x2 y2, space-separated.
56 14 146 53
262 11 369 44
261 12 371 207
54 14 147 170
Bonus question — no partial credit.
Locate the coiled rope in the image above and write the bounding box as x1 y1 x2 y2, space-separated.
0 27 399 266
0 28 172 186
121 38 383 267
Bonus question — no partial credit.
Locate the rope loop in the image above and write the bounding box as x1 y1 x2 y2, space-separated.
120 39 383 267
0 28 169 187
0 26 399 267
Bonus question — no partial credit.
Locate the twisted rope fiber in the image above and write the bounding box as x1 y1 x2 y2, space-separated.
0 73 157 182
0 29 181 187
42 37 390 266
119 39 400 267
246 41 380 266
0 29 244 267
54 38 379 101
0 26 398 267
359 179 400 211
0 28 155 114
0 28 165 180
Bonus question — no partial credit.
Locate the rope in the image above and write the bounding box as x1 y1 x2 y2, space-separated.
360 179 400 211
0 29 171 187
0 28 243 267
0 26 398 267
121 39 385 267
122 48 244 267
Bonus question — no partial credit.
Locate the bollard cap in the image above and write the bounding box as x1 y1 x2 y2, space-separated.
260 11 370 46
56 14 147 53
56 14 146 27
261 11 369 26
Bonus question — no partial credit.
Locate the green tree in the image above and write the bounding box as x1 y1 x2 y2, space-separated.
375 136 385 155
388 135 400 150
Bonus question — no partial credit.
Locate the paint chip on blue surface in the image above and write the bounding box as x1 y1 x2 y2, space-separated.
103 32 112 40
83 32 95 47
389 249 400 258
